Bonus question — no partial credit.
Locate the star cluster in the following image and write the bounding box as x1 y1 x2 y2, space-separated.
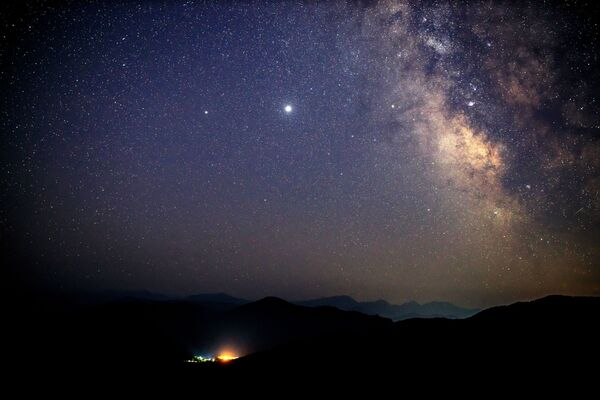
2 1 599 307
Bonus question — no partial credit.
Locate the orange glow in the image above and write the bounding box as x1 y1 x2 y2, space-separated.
216 352 239 362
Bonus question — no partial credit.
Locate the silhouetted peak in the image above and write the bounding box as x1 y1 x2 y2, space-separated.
247 296 292 309
296 295 359 309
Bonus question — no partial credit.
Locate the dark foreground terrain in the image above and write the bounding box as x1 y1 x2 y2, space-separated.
6 292 599 386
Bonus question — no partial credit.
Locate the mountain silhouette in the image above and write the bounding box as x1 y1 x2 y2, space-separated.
9 292 598 384
296 295 479 319
230 295 599 378
185 292 249 309
207 296 391 356
296 295 361 309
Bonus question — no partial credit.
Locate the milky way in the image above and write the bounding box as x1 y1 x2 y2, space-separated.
2 1 599 307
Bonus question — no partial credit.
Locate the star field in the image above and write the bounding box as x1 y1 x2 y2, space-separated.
2 1 599 307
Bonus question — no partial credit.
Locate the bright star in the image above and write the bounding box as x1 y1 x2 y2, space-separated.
284 104 293 113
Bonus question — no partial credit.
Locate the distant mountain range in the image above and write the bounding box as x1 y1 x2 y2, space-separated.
295 295 480 320
182 292 480 320
97 291 479 320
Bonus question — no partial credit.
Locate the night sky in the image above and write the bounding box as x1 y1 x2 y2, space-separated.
2 1 599 308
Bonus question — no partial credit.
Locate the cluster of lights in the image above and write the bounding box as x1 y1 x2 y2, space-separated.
185 355 215 363
185 352 239 364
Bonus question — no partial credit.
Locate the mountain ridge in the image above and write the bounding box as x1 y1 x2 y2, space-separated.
295 295 479 320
